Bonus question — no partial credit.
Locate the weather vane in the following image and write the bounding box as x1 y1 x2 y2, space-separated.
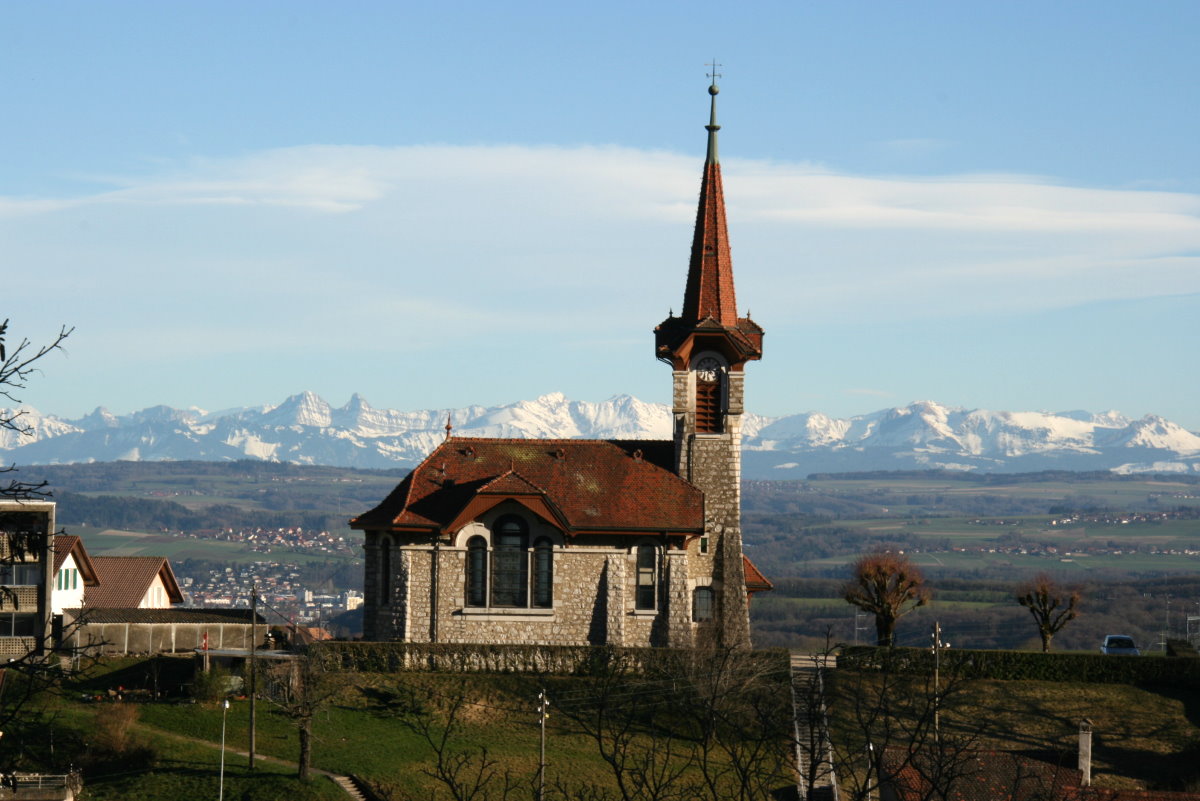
706 59 723 86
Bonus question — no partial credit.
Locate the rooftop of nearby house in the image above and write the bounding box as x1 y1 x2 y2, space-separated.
85 556 183 608
883 749 1200 801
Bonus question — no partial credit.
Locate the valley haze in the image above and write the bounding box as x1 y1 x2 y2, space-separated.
3 392 1198 479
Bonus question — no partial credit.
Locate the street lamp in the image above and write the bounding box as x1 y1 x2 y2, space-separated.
219 698 230 801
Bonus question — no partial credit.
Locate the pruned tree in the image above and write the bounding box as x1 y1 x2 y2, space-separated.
843 551 931 646
1016 573 1080 653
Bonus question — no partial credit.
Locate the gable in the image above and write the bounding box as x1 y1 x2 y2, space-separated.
86 556 183 608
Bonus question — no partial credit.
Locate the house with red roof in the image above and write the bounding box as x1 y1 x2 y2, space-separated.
51 534 99 615
352 80 772 649
84 555 183 610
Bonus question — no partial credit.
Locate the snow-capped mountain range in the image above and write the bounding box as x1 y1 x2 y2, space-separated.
2 393 1199 478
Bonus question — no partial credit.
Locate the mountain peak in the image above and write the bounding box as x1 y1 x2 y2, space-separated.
2 395 1196 477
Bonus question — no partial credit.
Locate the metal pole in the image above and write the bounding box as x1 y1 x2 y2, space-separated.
219 698 230 801
249 586 257 770
932 621 941 743
538 689 549 801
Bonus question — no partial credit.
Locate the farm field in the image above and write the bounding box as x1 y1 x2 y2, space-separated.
74 527 360 566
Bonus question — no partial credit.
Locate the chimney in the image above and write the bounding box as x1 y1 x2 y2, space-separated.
1078 719 1093 787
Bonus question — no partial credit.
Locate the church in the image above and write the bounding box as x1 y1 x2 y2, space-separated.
352 79 770 649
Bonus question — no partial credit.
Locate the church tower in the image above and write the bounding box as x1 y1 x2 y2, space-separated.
654 76 764 647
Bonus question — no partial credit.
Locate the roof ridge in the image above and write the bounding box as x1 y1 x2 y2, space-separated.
479 469 549 496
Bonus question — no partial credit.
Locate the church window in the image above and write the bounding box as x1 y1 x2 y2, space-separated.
692 587 714 622
379 536 392 606
491 515 529 607
466 536 488 607
635 544 658 610
463 516 556 610
699 537 709 554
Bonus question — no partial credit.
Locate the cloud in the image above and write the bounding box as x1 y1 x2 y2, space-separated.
4 142 1200 336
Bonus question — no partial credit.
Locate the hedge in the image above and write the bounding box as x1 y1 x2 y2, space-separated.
837 645 1200 687
311 641 792 677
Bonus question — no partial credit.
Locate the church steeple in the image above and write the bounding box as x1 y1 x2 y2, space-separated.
681 78 739 329
655 76 763 371
652 73 765 648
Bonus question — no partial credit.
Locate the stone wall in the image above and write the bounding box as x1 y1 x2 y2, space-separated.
671 366 751 647
393 543 685 647
362 518 706 648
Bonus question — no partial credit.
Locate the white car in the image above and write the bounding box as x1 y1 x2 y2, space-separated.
1101 635 1140 656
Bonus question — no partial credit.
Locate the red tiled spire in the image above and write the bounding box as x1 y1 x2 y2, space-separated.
654 78 763 369
680 81 738 327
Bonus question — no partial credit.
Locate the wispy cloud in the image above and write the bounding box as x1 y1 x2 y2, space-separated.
4 143 1200 334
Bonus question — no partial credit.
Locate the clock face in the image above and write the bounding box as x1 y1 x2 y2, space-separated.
694 357 722 382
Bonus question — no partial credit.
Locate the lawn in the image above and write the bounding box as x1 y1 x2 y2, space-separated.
825 670 1200 794
52 655 797 800
43 703 345 801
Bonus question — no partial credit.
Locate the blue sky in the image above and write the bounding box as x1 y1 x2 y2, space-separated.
4 1 1199 428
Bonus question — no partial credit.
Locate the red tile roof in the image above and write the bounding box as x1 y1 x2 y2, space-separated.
743 555 773 592
882 749 1200 801
85 556 183 608
53 535 100 585
884 749 1081 801
683 160 739 327
352 438 703 536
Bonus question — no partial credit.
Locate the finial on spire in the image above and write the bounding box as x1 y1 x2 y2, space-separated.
704 59 722 165
445 412 453 439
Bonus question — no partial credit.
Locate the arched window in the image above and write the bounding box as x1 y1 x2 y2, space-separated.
379 536 392 606
466 536 488 607
635 544 658 610
532 537 554 608
692 587 714 622
491 515 529 607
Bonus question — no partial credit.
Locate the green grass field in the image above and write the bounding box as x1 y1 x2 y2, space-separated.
48 656 796 801
40 653 1200 797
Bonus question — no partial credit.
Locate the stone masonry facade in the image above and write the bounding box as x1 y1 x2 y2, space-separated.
362 506 707 648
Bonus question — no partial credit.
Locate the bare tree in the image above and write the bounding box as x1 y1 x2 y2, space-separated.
825 648 988 801
557 648 793 801
0 319 72 499
359 678 526 801
260 652 339 781
843 551 931 646
1016 573 1080 653
0 320 82 771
